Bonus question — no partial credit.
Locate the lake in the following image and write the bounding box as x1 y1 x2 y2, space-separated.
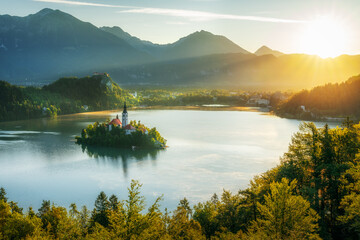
0 109 339 211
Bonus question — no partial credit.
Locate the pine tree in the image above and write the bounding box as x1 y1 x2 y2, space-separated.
248 178 320 240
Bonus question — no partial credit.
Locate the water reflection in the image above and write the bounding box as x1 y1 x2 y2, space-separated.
79 144 161 176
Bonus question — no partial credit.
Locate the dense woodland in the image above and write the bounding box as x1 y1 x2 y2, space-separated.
277 74 360 119
0 75 285 122
0 75 133 122
1 121 360 239
76 120 167 149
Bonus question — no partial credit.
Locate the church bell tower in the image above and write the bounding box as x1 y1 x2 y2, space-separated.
122 102 128 127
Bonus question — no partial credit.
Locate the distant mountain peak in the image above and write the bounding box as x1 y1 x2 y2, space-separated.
258 45 271 51
186 30 214 38
196 30 212 34
34 8 56 16
147 30 250 59
255 45 283 57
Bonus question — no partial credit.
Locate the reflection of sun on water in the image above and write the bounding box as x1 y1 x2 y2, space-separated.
300 16 349 58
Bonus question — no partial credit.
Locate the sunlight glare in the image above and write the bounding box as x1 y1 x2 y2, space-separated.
300 16 349 58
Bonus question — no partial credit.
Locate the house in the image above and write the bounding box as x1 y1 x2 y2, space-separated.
124 124 136 135
93 72 109 77
131 91 138 98
248 94 261 104
108 114 122 131
256 99 270 106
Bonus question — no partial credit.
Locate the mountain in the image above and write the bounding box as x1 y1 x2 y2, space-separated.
161 30 250 60
0 8 152 83
255 45 284 57
278 74 360 118
1 8 360 90
0 9 252 83
100 26 159 52
101 27 250 60
102 53 360 90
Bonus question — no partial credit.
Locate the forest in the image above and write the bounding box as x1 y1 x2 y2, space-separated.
0 75 285 122
0 75 133 122
1 120 360 239
277 74 360 120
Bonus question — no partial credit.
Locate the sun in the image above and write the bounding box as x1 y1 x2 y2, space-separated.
299 16 349 58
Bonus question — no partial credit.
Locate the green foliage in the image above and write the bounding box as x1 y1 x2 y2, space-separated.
134 88 251 107
338 158 360 237
43 75 134 110
247 178 320 240
91 191 110 228
3 121 360 239
278 74 360 119
76 120 167 149
0 75 135 122
275 122 360 239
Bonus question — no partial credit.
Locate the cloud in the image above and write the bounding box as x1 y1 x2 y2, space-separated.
120 8 305 23
33 0 131 8
34 0 306 23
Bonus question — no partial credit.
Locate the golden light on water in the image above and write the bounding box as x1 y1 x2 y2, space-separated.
299 16 349 58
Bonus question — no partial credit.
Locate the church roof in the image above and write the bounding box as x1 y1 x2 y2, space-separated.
109 118 122 126
124 124 135 130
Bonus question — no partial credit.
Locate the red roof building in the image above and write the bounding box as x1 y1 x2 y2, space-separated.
124 124 135 130
109 118 122 126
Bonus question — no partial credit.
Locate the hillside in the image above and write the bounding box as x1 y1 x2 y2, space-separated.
101 27 249 60
160 30 250 60
277 74 360 118
255 45 284 57
1 9 360 90
0 74 133 122
0 8 152 84
103 53 360 90
100 26 160 54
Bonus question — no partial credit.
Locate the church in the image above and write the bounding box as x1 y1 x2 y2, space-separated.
107 102 136 135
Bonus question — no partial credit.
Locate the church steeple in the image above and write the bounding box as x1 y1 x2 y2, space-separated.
123 101 127 113
122 101 128 127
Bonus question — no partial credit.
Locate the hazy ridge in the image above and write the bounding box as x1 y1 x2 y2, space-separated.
1 8 360 90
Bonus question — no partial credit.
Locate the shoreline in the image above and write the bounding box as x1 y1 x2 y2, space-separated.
0 105 269 124
76 105 270 115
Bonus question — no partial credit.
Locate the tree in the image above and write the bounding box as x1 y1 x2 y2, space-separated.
193 198 219 238
338 160 360 237
168 205 205 240
109 195 119 211
91 191 110 227
179 198 192 218
248 178 320 240
0 188 7 202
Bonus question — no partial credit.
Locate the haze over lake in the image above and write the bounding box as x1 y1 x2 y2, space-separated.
0 109 338 210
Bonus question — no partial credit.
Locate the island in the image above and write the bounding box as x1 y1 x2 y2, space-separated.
75 102 167 149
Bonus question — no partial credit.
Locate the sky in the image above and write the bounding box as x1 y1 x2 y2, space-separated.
1 0 360 56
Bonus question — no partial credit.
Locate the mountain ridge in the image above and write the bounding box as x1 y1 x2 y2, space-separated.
100 27 250 60
1 8 360 91
255 45 284 57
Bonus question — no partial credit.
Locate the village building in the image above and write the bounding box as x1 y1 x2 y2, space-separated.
108 114 122 131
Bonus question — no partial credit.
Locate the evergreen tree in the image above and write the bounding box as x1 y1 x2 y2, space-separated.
248 178 320 240
91 191 110 227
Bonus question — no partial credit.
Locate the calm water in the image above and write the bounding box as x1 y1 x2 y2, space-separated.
0 109 339 210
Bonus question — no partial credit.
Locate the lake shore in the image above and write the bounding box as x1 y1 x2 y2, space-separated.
75 105 270 116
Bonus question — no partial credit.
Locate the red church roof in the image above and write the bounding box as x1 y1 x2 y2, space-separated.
109 118 122 126
124 124 135 130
